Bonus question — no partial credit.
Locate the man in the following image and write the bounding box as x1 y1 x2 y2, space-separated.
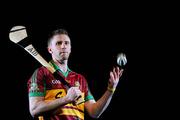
27 29 124 120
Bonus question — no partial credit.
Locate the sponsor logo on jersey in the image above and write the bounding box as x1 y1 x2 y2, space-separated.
51 79 61 84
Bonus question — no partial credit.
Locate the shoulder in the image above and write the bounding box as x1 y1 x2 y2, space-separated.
70 70 85 78
69 71 88 83
33 66 51 75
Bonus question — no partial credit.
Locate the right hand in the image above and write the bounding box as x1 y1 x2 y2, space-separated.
66 87 82 103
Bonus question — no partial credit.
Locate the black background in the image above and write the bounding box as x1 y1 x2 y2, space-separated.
1 2 178 120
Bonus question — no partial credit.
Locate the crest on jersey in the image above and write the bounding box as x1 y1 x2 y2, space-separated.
30 83 39 92
75 81 80 87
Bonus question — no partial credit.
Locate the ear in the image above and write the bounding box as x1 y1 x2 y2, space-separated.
47 47 53 54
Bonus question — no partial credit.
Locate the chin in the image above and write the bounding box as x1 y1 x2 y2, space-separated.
62 56 69 60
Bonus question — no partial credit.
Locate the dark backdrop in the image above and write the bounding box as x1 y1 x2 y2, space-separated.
1 3 177 120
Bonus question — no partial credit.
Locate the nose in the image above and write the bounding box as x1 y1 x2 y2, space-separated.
61 43 66 48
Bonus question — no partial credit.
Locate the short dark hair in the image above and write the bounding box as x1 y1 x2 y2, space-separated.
47 29 69 47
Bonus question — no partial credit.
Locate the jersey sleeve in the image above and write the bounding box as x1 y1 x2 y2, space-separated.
27 67 46 97
85 87 95 101
79 75 95 101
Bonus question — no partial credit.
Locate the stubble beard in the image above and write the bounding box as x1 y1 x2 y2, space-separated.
58 53 69 64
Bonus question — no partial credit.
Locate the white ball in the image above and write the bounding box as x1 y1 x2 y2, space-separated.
117 53 127 66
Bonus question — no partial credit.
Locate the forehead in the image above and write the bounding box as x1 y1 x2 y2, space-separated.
51 34 71 42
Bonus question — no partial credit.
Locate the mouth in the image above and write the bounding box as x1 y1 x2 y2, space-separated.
60 52 68 54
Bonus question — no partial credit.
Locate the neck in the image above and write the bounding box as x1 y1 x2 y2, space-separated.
53 58 68 73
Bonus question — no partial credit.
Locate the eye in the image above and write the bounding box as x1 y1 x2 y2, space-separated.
65 41 70 45
56 41 62 45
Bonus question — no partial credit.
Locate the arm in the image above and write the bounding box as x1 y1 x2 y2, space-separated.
29 96 68 117
29 87 82 117
85 67 123 118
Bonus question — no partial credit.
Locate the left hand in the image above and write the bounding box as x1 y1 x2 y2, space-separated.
108 66 124 89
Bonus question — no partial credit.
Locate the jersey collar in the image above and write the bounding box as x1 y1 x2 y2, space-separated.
49 60 71 77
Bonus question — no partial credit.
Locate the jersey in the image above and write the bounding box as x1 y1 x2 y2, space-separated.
27 60 94 120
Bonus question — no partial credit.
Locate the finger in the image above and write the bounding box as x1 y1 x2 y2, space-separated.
109 71 114 82
75 91 82 100
115 67 120 77
75 95 81 100
113 67 119 80
72 87 80 95
74 88 81 94
119 69 124 77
